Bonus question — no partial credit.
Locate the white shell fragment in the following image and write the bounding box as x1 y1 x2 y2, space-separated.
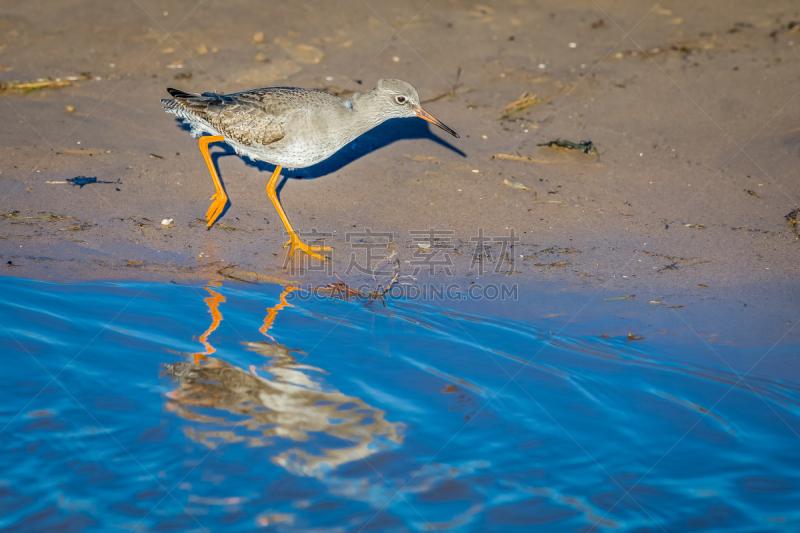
503 177 530 190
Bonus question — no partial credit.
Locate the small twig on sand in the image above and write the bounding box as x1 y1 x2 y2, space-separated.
497 91 539 120
312 254 402 305
313 273 367 300
421 67 463 104
1 211 74 220
496 84 571 121
0 74 93 94
368 260 401 305
492 153 555 164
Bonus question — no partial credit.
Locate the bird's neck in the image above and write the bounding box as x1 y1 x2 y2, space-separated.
345 90 388 137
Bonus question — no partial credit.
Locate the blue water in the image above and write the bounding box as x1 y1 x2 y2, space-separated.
1 277 798 532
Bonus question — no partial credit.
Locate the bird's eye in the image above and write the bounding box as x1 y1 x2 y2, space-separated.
396 96 406 104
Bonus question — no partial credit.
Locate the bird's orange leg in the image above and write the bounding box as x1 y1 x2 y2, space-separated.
266 165 331 260
199 135 227 227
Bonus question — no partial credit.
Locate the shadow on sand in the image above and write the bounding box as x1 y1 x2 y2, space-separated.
176 115 465 179
173 115 465 222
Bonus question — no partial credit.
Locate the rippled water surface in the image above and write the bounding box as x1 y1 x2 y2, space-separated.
1 277 798 532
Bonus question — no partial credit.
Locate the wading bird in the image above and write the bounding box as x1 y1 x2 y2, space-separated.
161 79 459 259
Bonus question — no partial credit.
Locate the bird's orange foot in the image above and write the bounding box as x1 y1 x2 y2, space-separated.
284 232 331 260
206 191 228 227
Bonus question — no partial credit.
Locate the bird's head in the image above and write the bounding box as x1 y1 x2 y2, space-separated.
373 78 459 138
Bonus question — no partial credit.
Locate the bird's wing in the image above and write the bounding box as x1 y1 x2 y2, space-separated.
167 88 304 146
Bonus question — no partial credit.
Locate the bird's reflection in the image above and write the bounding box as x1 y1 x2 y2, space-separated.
163 284 404 478
193 281 225 362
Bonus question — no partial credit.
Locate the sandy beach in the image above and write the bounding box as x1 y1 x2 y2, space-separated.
3 4 800 530
1 0 798 343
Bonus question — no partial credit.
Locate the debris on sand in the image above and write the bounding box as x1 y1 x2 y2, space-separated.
47 176 121 188
744 189 761 198
216 223 240 232
421 67 464 104
0 73 93 94
727 22 753 34
71 177 117 187
604 295 635 301
787 208 799 238
610 44 700 60
497 91 539 120
1 211 74 220
769 21 800 40
658 261 679 272
627 333 645 342
196 218 240 231
313 269 400 306
313 272 373 300
522 246 580 260
532 261 567 267
497 84 571 120
492 153 553 164
161 218 173 226
314 280 367 300
60 222 91 232
538 139 597 155
503 177 530 190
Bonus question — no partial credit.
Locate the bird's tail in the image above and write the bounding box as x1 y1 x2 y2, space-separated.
161 87 226 114
161 88 189 114
166 87 194 100
161 88 223 138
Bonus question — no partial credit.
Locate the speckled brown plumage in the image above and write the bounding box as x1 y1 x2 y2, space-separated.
165 88 330 147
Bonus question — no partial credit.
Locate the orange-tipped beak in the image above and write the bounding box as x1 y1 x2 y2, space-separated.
415 108 459 138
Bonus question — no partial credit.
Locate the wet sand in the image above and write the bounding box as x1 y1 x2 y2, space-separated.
1 0 798 344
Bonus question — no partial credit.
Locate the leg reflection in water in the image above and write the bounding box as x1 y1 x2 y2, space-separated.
163 284 404 478
192 280 225 365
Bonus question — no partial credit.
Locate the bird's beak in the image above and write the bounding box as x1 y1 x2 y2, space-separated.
415 107 460 138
